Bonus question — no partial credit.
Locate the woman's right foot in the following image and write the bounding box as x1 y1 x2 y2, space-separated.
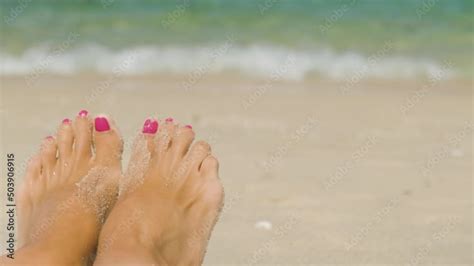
95 118 224 265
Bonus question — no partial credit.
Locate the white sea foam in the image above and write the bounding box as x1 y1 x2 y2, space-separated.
0 43 455 80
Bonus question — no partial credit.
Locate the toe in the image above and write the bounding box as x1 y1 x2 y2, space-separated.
73 109 93 160
93 115 123 167
142 118 159 154
155 117 176 156
121 118 158 195
164 140 210 188
200 155 219 177
25 154 42 179
57 118 74 164
21 154 42 196
184 140 212 173
169 125 195 165
40 136 57 177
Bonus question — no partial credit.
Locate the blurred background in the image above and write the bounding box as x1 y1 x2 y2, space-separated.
1 0 473 78
1 0 472 265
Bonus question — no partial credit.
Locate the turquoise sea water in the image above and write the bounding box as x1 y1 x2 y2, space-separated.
0 0 472 79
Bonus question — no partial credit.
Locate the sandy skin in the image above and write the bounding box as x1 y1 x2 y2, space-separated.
0 111 223 265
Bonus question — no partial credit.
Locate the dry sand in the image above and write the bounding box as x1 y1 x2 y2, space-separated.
0 75 472 265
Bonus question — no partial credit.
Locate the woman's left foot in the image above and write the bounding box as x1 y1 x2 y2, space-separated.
1 111 123 265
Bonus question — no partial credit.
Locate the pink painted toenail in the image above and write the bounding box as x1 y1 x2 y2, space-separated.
45 136 54 140
143 119 159 134
78 110 88 117
62 118 71 124
185 125 193 129
165 117 174 123
95 117 110 132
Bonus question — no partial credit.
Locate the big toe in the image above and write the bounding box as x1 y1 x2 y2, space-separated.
93 115 123 167
142 118 159 154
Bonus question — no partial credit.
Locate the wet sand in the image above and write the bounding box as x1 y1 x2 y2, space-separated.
0 75 472 265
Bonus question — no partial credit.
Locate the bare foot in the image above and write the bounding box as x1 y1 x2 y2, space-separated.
1 111 123 265
94 118 224 265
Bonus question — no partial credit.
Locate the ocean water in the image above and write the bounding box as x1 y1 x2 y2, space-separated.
0 0 472 80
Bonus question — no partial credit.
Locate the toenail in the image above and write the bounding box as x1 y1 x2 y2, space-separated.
62 118 71 124
46 136 54 140
143 119 159 134
185 124 193 129
78 109 88 117
165 117 174 123
95 117 111 132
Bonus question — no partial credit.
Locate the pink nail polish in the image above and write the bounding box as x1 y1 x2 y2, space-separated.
143 119 159 134
62 118 71 124
45 136 54 140
78 110 88 117
185 125 193 129
165 117 174 123
95 117 110 132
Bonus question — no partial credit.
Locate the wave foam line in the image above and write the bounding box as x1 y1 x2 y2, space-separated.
0 44 455 80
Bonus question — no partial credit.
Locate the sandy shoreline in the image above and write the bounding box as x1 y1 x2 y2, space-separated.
1 75 472 264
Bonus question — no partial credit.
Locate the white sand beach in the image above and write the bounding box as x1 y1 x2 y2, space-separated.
0 75 472 264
